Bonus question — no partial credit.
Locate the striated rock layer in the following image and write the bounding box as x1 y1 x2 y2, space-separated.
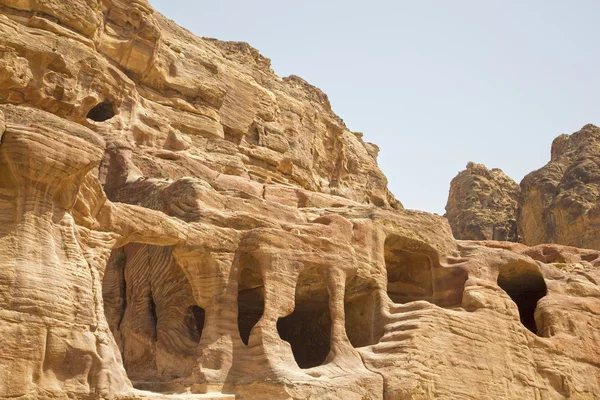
445 162 520 242
0 2 599 400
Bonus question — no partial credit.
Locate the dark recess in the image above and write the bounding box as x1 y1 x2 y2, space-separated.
188 305 205 342
237 269 265 346
277 276 331 369
87 101 116 122
497 264 547 335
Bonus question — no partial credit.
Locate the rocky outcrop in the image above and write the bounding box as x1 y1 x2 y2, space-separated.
0 2 599 400
520 124 600 249
445 162 520 242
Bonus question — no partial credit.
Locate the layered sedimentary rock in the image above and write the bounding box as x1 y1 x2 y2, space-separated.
445 162 520 242
520 124 600 249
0 2 599 400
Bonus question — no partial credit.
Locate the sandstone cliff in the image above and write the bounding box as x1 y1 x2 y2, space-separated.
0 1 599 400
445 162 520 242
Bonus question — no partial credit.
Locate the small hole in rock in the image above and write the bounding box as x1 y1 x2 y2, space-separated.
87 101 116 122
149 295 158 341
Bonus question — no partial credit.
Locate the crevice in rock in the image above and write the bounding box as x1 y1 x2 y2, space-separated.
237 268 264 346
87 101 116 122
148 294 158 341
277 271 331 369
497 262 547 335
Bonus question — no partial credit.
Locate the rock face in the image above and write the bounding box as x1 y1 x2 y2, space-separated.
520 124 600 249
445 162 520 242
0 2 599 400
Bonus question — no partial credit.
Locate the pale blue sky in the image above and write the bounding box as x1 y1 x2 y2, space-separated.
149 0 600 214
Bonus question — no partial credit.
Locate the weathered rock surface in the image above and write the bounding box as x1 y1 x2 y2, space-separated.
0 2 599 400
445 162 520 242
520 124 600 249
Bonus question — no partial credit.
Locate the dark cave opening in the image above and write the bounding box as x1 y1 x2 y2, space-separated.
497 263 547 335
87 101 116 122
277 273 331 369
237 268 265 346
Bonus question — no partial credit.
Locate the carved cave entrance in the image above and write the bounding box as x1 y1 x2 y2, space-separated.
384 236 467 307
237 268 265 346
102 244 205 390
497 262 547 336
277 270 332 369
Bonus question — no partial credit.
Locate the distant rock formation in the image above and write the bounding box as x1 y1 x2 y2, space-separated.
446 125 600 252
445 162 520 242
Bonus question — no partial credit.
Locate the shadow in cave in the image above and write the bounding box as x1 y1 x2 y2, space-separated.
497 262 547 335
87 101 116 122
277 270 331 369
237 268 265 346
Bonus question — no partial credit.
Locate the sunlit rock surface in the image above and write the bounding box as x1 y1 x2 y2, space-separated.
0 1 599 399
